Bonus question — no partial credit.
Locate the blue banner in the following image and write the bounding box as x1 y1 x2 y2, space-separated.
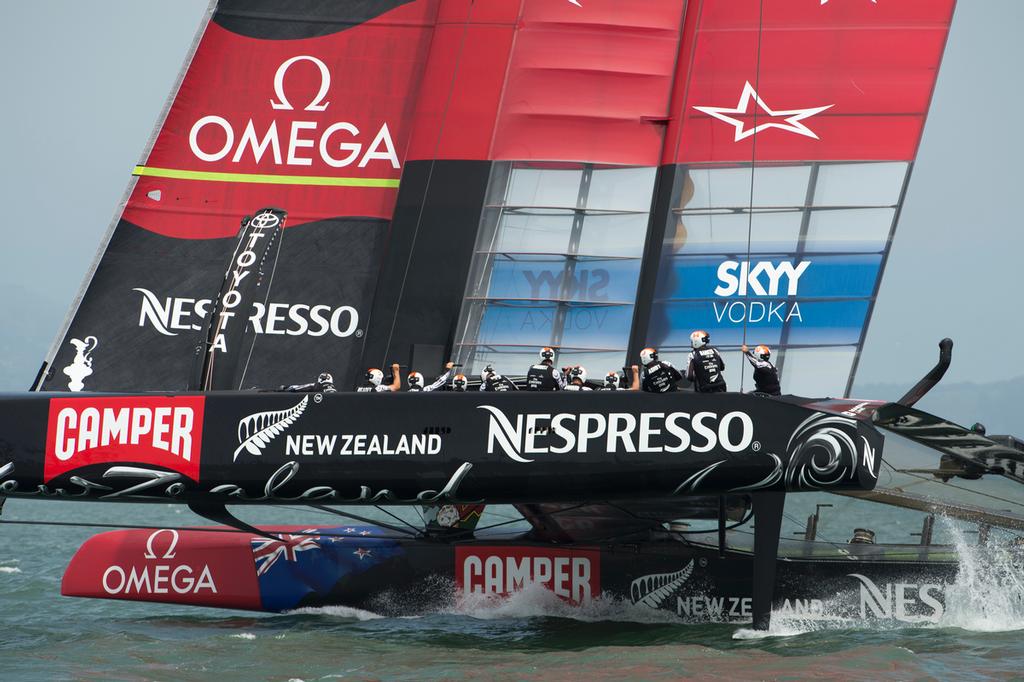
477 302 634 349
487 257 641 303
659 254 880 301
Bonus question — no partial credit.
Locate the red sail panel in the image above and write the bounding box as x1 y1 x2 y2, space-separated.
124 3 438 239
488 0 686 166
673 0 956 163
405 9 517 162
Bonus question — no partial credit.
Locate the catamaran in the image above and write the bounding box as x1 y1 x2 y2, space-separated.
4 0 1020 630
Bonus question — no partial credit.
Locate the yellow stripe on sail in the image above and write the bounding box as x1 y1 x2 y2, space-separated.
132 166 400 188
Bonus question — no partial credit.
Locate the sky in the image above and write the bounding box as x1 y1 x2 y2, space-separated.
0 0 1022 392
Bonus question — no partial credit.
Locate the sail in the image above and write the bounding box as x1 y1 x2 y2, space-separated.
38 0 438 392
649 0 957 397
37 0 956 398
443 0 956 398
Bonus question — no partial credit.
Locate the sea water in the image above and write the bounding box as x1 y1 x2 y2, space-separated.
2 500 1024 681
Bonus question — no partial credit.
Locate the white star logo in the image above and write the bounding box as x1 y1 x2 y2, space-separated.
353 548 373 560
692 81 833 141
359 530 372 536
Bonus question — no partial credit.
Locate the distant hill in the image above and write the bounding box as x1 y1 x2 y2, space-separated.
853 376 1024 437
0 284 61 391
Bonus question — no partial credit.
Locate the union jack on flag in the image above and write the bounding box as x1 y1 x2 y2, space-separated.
252 529 322 576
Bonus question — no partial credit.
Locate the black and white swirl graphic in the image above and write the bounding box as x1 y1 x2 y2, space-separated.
784 413 860 490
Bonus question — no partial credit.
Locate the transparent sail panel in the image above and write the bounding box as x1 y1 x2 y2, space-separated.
454 163 655 375
649 162 908 395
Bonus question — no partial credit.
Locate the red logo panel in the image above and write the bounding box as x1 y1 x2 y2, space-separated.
44 396 206 482
455 546 600 604
62 527 261 611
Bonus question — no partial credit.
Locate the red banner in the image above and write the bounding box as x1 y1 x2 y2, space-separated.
45 396 206 481
455 545 600 604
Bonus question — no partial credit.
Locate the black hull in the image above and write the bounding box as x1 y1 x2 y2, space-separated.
62 523 959 626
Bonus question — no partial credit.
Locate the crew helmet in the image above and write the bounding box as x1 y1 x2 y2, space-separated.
690 330 710 349
481 365 496 382
452 374 467 391
604 371 619 388
640 347 658 365
755 345 771 361
366 368 384 386
569 365 587 384
407 371 424 388
317 372 334 385
539 347 555 363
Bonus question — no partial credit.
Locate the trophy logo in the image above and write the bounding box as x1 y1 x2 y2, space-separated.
62 336 98 392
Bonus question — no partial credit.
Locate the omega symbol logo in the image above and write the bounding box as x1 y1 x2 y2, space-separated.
144 528 180 560
271 55 331 112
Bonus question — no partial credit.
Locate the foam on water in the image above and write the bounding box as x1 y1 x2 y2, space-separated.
287 605 385 621
0 567 22 574
230 632 256 640
734 516 1024 638
449 581 683 624
937 519 1024 632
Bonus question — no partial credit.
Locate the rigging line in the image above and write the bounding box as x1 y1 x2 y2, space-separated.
740 0 766 394
445 502 590 540
303 504 421 537
0 519 411 541
238 220 284 389
375 504 425 536
380 4 477 365
883 466 1024 511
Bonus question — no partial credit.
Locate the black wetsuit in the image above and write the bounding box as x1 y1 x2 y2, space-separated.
526 363 565 391
565 383 593 391
280 375 336 393
641 360 683 393
743 350 781 396
480 374 518 391
687 346 727 393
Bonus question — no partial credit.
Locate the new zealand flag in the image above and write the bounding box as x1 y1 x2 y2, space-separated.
250 525 403 611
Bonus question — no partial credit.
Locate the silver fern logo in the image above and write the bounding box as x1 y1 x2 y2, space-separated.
630 560 694 609
233 396 309 461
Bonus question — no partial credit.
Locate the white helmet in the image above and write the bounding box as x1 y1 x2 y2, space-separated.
539 347 555 363
407 371 423 388
569 365 587 384
640 347 658 365
317 372 334 385
452 374 467 391
481 365 496 382
366 368 384 386
604 371 619 387
690 330 709 349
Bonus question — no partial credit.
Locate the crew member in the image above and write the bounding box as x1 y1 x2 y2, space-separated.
686 330 727 393
741 344 781 396
408 361 455 392
564 365 592 391
280 372 336 393
602 366 641 391
526 347 565 391
451 373 468 392
357 363 401 392
601 371 620 391
479 365 517 391
640 347 683 393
